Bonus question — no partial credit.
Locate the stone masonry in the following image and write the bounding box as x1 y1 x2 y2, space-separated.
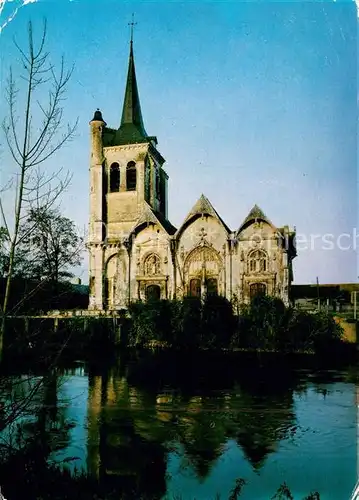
87 39 296 311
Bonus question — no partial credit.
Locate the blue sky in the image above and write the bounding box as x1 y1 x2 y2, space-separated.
0 0 357 284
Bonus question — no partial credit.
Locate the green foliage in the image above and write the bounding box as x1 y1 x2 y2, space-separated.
128 294 344 355
128 296 236 349
128 300 168 346
286 309 342 353
0 226 29 279
178 297 202 348
3 316 115 365
18 207 83 283
202 295 237 348
230 296 344 355
1 206 83 285
237 295 288 350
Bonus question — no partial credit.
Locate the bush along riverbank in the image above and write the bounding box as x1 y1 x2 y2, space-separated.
127 295 354 358
1 295 356 366
1 316 119 370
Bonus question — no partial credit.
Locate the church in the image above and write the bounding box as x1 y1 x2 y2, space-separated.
88 37 296 311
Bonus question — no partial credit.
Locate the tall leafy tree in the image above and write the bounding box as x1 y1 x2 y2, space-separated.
0 226 29 279
19 207 83 284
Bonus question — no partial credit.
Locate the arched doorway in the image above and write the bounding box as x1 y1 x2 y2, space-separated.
184 245 222 298
189 278 201 297
146 284 161 301
206 278 218 296
250 283 266 300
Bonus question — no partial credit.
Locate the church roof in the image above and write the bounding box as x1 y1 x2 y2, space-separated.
178 194 231 235
130 203 177 236
113 41 149 146
237 204 274 233
153 209 177 235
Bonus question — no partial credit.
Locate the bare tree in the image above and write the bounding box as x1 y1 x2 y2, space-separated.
0 19 78 358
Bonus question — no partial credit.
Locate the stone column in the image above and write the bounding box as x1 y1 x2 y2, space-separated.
93 246 104 310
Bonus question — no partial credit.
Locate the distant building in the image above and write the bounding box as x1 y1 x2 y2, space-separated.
71 277 82 285
292 283 359 310
87 38 296 310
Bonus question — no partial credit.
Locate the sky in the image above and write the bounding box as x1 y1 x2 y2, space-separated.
0 0 357 285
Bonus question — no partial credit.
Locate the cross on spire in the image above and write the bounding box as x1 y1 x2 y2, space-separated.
117 13 147 143
128 13 137 43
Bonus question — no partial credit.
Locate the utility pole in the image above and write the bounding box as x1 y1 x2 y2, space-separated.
316 276 320 311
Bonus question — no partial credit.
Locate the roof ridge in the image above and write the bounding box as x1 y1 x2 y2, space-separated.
131 203 176 235
179 195 231 233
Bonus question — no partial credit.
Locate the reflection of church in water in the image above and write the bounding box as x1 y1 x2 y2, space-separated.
88 37 296 310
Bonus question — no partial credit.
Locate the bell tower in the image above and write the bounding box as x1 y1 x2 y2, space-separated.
99 37 168 237
88 31 170 310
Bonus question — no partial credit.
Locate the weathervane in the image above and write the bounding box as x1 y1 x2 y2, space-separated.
128 13 137 43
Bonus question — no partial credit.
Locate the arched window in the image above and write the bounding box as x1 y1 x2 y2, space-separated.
109 163 120 192
248 250 268 274
126 161 136 191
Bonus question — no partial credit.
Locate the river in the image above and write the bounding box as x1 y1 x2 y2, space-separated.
1 351 357 499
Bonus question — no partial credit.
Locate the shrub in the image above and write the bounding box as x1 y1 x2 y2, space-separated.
202 295 236 348
232 296 288 350
128 296 236 350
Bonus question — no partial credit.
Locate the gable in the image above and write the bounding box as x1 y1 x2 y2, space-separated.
238 219 278 241
178 214 228 252
130 202 176 237
176 194 230 239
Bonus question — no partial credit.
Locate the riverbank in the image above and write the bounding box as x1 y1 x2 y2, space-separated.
1 296 358 369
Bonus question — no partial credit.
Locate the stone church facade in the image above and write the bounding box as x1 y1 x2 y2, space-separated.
88 40 296 311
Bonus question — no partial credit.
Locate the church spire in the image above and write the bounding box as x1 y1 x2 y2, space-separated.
115 21 148 145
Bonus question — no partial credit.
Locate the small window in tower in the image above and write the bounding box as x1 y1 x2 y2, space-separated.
109 163 120 192
126 161 137 191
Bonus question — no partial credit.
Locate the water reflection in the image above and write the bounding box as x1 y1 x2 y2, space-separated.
0 352 357 499
87 370 167 498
